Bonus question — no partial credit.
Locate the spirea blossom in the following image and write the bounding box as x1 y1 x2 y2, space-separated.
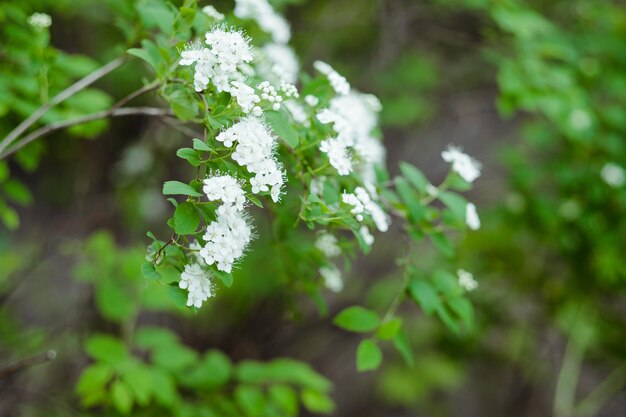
230 81 261 114
457 269 478 292
28 12 52 28
260 43 299 84
360 226 375 246
342 186 390 232
465 202 480 230
441 145 482 183
200 205 253 273
202 5 224 20
179 264 214 308
216 117 285 202
315 233 341 257
179 28 253 92
601 163 625 187
203 174 246 211
320 266 343 292
314 61 350 96
234 0 291 44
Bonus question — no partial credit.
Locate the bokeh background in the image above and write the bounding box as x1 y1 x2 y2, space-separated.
2 0 626 416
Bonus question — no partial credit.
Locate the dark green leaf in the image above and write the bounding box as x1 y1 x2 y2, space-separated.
174 202 200 235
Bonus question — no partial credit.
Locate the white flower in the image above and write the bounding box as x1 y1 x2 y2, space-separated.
569 108 592 130
203 174 247 211
217 117 285 202
360 226 374 245
28 12 52 28
260 44 299 84
342 186 390 232
202 5 224 20
179 264 214 308
234 0 291 44
179 28 253 93
315 233 341 257
465 202 480 230
230 81 261 114
601 163 625 187
314 61 350 95
320 137 352 176
200 205 253 273
457 269 478 292
320 266 343 292
305 95 319 107
257 81 283 111
441 145 482 183
309 176 325 196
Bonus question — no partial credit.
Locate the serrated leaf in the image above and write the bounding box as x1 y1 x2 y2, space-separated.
357 339 382 372
333 306 380 333
163 181 202 197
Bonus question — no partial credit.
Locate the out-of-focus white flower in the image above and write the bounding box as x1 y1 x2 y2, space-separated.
305 95 319 107
441 145 482 183
313 61 350 96
320 266 343 292
179 28 253 92
569 108 592 130
216 117 285 202
202 5 224 20
601 163 625 187
360 226 374 245
457 269 478 292
309 176 325 196
559 199 580 221
28 12 52 28
234 0 291 44
465 202 480 230
180 264 214 308
342 186 390 232
260 43 299 84
315 233 341 257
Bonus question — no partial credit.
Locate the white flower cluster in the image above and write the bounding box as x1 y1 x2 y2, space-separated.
457 269 478 292
320 266 343 293
601 162 625 187
465 202 480 230
28 12 52 28
180 28 253 93
179 264 214 308
230 81 262 115
234 0 291 44
260 44 299 84
258 81 283 111
202 5 224 20
441 145 482 183
315 232 341 258
199 175 253 273
314 61 350 96
216 117 285 202
342 186 390 232
317 92 385 179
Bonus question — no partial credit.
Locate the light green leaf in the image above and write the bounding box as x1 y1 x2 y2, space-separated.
265 110 299 148
376 318 403 340
85 335 128 364
357 339 383 372
176 148 201 167
192 138 212 151
111 379 134 414
408 279 441 315
269 385 298 417
399 162 429 192
163 181 202 197
301 389 335 414
333 306 380 333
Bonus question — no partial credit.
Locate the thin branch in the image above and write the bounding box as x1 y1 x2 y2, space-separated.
0 350 57 381
111 81 160 110
0 56 126 155
0 107 173 160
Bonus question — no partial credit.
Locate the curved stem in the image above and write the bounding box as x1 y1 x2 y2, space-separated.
0 56 126 155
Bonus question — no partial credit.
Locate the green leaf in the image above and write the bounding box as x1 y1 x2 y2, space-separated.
447 296 474 329
192 138 212 151
141 262 161 280
269 385 298 417
301 389 335 414
214 269 233 287
163 181 202 197
111 379 134 414
247 194 264 208
183 350 232 390
235 385 266 417
150 368 179 406
376 318 403 340
439 191 468 222
399 162 429 192
85 335 128 364
166 286 189 309
3 179 32 205
429 232 453 257
164 87 199 120
122 364 153 406
176 148 201 167
174 202 200 235
408 279 442 315
333 306 380 333
395 177 424 222
357 339 383 372
265 110 299 148
236 359 331 392
76 364 113 398
392 329 414 367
